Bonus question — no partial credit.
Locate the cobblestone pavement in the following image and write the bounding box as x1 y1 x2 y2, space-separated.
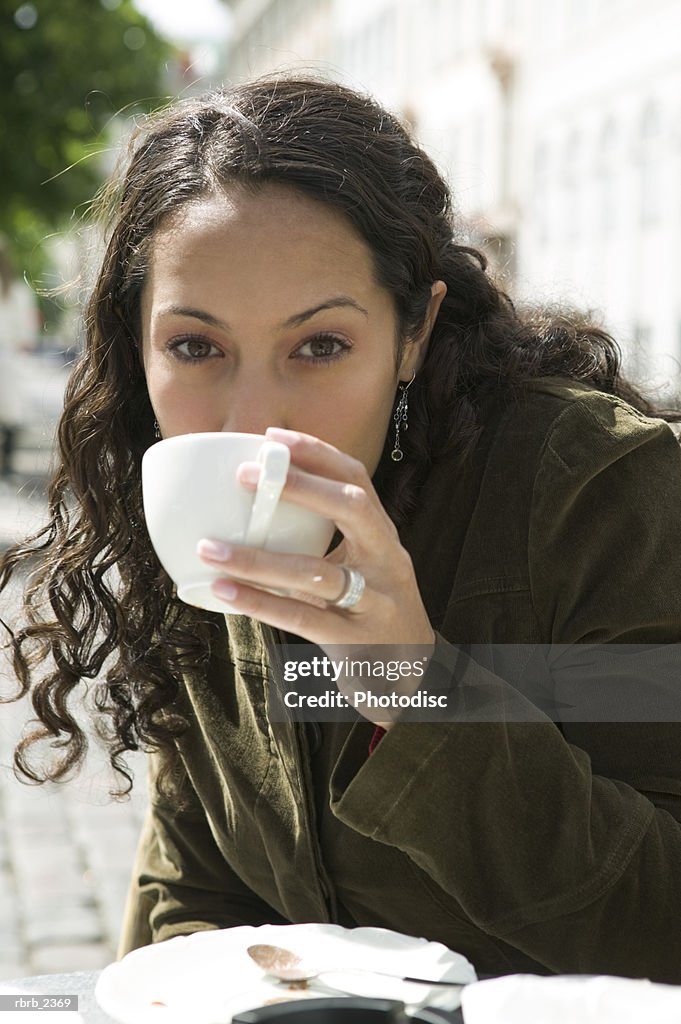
0 452 148 982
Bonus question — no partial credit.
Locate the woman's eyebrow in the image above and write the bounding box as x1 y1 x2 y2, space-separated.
283 296 369 327
157 296 369 330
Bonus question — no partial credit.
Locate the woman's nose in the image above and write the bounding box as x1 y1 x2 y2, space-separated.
219 383 287 436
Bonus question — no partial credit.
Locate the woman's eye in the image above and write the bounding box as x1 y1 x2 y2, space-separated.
295 333 349 362
169 336 220 362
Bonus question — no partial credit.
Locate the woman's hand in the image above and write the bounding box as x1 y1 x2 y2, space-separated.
197 427 435 726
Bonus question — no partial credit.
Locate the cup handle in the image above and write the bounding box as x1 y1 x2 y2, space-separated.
243 441 290 547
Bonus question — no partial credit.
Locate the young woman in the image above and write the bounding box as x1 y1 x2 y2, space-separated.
3 75 681 982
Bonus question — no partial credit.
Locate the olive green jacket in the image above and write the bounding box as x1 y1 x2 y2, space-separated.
118 379 681 981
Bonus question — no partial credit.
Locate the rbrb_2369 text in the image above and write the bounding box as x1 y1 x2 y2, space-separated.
0 995 78 1011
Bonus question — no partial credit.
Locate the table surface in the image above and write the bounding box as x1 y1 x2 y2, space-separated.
0 971 465 1023
0 972 114 1022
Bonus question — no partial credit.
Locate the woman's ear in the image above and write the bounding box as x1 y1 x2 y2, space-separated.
398 280 447 379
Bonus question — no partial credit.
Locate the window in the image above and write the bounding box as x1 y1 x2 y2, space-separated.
638 102 661 227
563 130 581 241
533 141 549 244
596 117 617 236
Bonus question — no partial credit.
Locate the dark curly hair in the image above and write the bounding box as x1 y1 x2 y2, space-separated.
1 73 677 795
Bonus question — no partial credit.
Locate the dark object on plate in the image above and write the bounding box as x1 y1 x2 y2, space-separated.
232 996 409 1022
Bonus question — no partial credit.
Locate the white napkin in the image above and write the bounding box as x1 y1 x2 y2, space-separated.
95 922 476 1023
461 973 681 1024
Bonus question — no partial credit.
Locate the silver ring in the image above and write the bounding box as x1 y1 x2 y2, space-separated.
331 566 366 610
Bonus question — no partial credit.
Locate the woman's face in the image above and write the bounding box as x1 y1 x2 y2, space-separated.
140 184 444 476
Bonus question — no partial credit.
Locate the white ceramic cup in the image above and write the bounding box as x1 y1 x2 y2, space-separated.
141 432 336 613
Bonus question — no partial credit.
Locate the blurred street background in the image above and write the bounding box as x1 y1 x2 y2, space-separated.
1 0 681 983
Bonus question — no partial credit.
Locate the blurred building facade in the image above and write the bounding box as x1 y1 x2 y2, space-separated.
222 0 681 397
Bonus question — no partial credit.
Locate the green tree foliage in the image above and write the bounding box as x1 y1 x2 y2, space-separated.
1 0 175 279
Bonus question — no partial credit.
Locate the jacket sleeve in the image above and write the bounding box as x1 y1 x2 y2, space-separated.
329 397 681 981
117 750 288 957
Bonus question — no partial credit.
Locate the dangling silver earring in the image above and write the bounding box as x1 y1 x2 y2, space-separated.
391 369 415 462
154 420 161 440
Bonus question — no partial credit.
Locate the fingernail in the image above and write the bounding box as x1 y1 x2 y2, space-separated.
197 539 232 561
237 461 261 485
265 426 296 442
214 579 238 601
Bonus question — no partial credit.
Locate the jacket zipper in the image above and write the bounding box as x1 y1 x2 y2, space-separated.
265 625 338 923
